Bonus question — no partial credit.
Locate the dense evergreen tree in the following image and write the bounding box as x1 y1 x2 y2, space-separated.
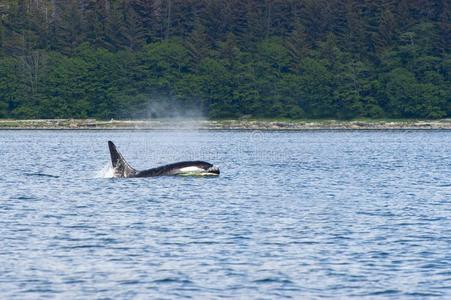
0 0 449 119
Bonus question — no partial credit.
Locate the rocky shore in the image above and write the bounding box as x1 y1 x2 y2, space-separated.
1 118 451 130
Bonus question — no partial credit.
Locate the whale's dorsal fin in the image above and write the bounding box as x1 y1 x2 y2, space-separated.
108 141 137 178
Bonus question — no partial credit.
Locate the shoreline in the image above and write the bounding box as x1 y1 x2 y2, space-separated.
1 119 451 130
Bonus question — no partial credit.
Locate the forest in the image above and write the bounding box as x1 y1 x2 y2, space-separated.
0 0 450 119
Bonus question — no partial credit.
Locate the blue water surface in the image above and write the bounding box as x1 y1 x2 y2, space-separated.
0 130 450 299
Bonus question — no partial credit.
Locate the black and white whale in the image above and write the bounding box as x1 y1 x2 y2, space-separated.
108 141 220 178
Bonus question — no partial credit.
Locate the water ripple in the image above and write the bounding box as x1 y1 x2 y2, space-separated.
0 130 450 298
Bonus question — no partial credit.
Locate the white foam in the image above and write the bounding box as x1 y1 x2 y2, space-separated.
96 162 115 178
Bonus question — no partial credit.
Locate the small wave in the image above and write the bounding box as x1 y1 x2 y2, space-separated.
405 292 444 297
96 163 115 178
152 277 192 284
16 195 36 200
22 288 60 294
253 277 293 285
367 289 400 296
24 172 59 178
119 280 141 285
61 244 104 250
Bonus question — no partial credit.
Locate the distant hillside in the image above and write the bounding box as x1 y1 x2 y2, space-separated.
0 0 450 119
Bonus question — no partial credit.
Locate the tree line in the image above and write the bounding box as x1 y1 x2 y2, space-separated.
0 0 450 119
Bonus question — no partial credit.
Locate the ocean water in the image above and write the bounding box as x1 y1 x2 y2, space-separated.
0 130 450 299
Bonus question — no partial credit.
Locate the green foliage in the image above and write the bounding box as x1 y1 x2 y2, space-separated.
0 0 449 119
0 57 19 117
384 68 446 118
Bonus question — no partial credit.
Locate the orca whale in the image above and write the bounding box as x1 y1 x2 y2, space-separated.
108 141 220 178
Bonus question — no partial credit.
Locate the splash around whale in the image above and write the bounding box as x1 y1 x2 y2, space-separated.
107 141 220 178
